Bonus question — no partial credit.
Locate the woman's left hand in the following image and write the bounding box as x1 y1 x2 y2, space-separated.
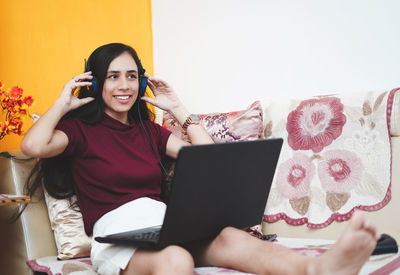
141 74 182 112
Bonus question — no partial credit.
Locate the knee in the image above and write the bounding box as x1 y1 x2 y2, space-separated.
214 226 248 249
157 245 194 272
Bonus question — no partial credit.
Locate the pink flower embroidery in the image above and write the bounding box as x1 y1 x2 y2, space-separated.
276 153 315 199
287 97 346 153
318 149 363 193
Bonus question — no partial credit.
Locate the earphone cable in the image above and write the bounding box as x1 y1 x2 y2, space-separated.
137 97 169 179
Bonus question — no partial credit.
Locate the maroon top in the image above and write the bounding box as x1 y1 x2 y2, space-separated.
56 113 172 235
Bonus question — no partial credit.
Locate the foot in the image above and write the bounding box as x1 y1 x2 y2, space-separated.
308 211 380 275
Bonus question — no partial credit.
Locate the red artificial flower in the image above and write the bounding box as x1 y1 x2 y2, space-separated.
0 83 35 140
9 86 23 99
1 96 8 105
7 116 22 127
2 98 16 112
1 123 10 135
17 123 24 135
23 96 34 107
10 122 24 135
18 108 28 117
16 99 23 107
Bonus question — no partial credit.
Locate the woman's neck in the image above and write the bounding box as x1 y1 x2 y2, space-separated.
104 110 129 125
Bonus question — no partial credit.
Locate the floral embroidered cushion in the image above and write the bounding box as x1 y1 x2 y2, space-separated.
263 89 399 227
163 101 263 143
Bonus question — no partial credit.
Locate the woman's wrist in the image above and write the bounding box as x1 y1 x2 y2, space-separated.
168 105 190 126
53 98 72 117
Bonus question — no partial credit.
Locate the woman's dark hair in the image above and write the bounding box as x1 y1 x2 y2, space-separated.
21 43 155 211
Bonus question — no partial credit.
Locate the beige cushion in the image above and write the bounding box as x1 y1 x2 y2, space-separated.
44 193 91 260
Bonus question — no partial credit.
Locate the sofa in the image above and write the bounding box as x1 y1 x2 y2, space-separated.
1 88 399 275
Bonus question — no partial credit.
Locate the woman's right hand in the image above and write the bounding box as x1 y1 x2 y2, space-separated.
57 71 95 112
21 72 95 158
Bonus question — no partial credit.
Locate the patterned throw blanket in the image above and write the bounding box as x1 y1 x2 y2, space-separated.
27 237 400 275
264 89 398 228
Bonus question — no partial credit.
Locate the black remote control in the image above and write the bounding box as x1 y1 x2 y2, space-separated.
372 233 398 255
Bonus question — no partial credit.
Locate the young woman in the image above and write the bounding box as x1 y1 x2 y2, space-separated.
21 43 380 275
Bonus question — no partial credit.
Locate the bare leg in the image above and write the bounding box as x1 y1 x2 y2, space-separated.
190 211 379 275
188 226 311 274
121 245 194 275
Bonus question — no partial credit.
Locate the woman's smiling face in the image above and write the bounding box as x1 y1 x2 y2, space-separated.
102 51 139 124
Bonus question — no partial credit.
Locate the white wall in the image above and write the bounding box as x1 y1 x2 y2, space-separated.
151 0 400 113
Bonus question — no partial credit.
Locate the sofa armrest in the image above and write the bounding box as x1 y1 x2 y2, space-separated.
390 89 400 136
0 156 57 275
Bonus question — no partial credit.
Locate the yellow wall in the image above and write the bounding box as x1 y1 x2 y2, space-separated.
0 0 154 152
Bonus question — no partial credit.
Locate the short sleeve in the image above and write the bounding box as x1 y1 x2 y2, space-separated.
56 118 87 156
158 124 172 155
144 121 172 156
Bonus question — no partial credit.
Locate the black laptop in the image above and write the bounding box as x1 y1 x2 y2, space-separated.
95 138 283 249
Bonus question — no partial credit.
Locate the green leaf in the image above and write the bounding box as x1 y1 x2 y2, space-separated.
0 151 13 158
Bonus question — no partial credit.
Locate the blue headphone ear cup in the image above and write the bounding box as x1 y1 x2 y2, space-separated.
91 77 98 95
139 76 148 98
84 59 98 95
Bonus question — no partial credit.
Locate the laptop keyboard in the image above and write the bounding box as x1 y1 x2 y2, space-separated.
133 230 160 242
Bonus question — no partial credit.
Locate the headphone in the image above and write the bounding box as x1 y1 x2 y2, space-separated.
84 58 148 97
